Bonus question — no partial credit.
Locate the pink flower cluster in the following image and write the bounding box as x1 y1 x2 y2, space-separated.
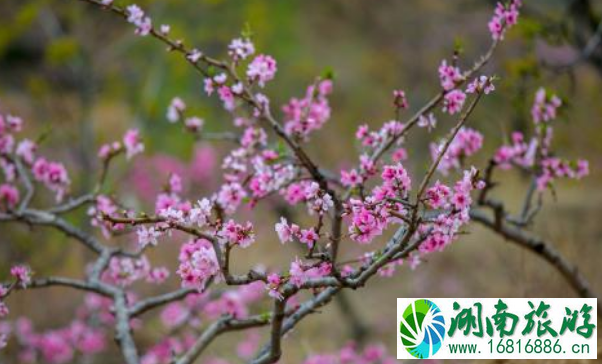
419 168 482 254
246 54 277 88
466 75 496 95
141 283 265 364
88 195 123 237
97 128 145 160
442 89 467 115
165 97 205 133
126 4 152 36
10 318 106 364
0 183 19 210
228 38 255 62
355 120 405 149
137 226 162 248
494 88 588 190
531 87 562 124
220 220 255 248
0 265 32 319
177 239 220 290
123 129 145 159
216 182 247 214
488 0 521 41
0 113 60 204
281 181 334 216
430 127 484 175
103 256 167 287
275 217 321 247
494 131 537 169
536 158 589 191
438 60 462 91
10 265 31 288
346 163 411 244
31 158 70 202
289 258 331 288
282 80 333 139
104 256 149 286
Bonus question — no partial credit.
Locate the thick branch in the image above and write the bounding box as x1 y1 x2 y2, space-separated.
176 315 270 364
470 208 600 311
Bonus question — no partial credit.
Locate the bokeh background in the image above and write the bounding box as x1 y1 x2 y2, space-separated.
1 0 601 362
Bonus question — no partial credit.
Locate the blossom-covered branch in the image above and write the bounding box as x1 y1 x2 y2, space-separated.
1 0 598 363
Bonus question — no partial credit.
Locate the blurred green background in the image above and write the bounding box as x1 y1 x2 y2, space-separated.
1 0 601 362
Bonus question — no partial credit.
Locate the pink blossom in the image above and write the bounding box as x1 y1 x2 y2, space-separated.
214 73 227 84
216 182 247 214
281 183 306 205
228 38 255 61
105 256 150 287
265 273 283 300
0 183 19 210
488 0 522 40
347 199 388 244
392 147 408 162
220 220 255 248
168 173 183 193
5 115 23 132
126 5 152 36
531 87 562 124
340 169 363 188
275 217 299 243
203 78 215 96
431 127 483 174
282 80 332 139
393 89 408 109
494 131 537 169
425 181 452 209
381 162 411 194
217 85 236 111
188 198 213 227
186 49 203 63
289 258 331 287
0 302 8 318
204 291 248 319
147 267 170 284
231 82 244 95
137 226 161 248
438 60 462 91
417 113 437 132
299 228 319 247
16 139 36 163
442 89 466 114
39 331 74 364
0 134 14 154
123 129 144 159
466 75 495 94
10 265 31 287
177 240 220 290
31 158 70 201
167 97 186 122
160 302 189 329
159 24 170 35
246 54 277 87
